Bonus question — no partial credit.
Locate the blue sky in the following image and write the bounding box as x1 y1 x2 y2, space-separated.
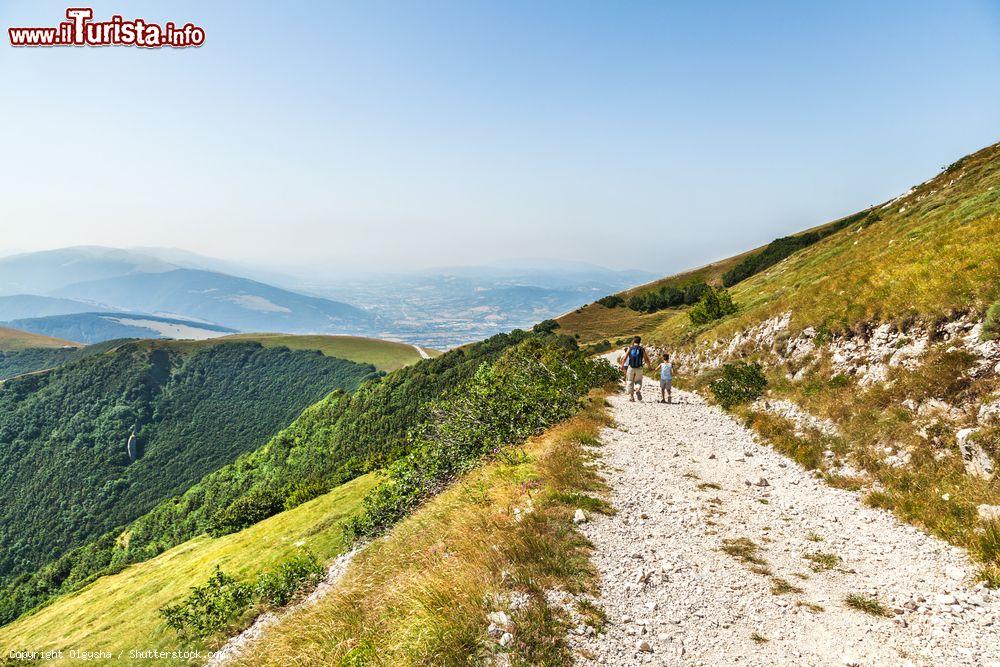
1 0 998 275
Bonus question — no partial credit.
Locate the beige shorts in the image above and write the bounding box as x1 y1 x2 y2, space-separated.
625 366 643 392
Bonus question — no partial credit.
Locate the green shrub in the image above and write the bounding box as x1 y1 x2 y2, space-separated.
710 362 767 409
983 301 1000 341
689 288 738 325
159 567 253 639
208 487 286 537
160 551 325 640
596 295 624 308
254 551 325 606
283 479 330 511
532 319 560 334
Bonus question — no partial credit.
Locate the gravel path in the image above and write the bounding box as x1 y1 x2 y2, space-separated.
572 386 999 666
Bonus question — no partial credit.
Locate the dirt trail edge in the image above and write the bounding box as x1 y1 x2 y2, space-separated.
572 387 999 666
207 545 365 666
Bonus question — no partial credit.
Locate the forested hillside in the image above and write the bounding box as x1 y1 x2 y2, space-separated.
0 341 378 591
0 339 127 380
0 331 533 626
0 336 612 660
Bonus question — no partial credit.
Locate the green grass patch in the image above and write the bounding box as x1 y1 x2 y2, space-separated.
721 537 767 566
844 594 891 617
804 552 841 571
770 577 803 595
0 474 375 662
223 393 615 666
549 491 614 515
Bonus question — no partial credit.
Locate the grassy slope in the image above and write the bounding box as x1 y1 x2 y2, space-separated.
558 140 999 344
0 473 376 664
644 142 1000 345
0 326 75 351
230 393 611 666
184 334 438 372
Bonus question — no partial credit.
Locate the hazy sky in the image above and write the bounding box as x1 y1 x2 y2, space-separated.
1 1 998 275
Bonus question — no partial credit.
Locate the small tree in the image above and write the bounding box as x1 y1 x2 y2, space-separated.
532 319 560 334
627 294 648 312
689 288 738 325
710 362 767 409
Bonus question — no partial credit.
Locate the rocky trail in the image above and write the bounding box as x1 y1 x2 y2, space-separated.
571 385 999 666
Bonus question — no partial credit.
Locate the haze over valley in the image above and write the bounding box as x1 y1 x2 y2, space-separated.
0 246 654 347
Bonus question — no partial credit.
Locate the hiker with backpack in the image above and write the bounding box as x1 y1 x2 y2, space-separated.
620 336 651 402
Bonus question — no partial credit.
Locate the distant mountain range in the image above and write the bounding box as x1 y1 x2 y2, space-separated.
53 269 377 333
0 247 654 346
0 294 107 320
0 246 174 295
0 247 380 342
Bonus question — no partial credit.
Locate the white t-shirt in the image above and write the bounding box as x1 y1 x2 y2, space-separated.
659 362 672 381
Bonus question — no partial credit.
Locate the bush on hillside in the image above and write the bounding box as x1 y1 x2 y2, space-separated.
253 551 324 606
159 567 253 639
596 295 625 308
983 301 1000 341
688 288 738 325
208 487 286 537
710 362 767 409
532 319 560 334
282 479 330 511
160 551 325 640
346 339 617 538
584 339 614 355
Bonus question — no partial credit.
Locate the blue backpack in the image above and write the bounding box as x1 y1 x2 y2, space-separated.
627 345 644 368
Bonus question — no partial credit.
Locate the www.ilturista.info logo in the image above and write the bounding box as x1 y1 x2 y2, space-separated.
8 8 205 48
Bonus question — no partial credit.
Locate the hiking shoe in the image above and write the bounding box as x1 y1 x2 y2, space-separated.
636 391 643 401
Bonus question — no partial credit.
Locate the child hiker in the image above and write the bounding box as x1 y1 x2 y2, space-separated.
658 353 673 404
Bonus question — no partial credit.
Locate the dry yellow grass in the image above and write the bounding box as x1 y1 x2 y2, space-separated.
230 392 613 666
0 325 76 351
